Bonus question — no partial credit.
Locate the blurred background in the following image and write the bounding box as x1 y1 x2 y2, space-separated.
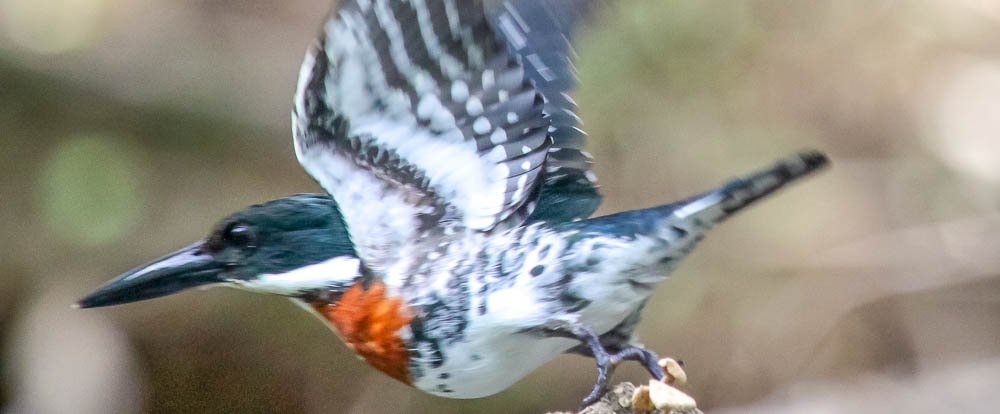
2 0 999 413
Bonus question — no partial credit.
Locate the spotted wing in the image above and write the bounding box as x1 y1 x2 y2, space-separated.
487 0 606 223
293 0 551 268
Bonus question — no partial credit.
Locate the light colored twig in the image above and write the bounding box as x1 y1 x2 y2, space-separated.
546 381 704 414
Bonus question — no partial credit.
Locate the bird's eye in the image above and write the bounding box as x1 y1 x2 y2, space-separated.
224 224 256 248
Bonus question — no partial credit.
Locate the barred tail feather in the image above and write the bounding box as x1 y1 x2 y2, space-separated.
672 150 830 224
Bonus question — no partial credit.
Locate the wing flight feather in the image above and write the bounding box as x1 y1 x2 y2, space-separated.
486 0 607 223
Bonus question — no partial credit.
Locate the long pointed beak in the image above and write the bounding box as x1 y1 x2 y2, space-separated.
77 242 225 308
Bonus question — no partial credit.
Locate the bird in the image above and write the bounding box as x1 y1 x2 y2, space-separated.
79 0 830 407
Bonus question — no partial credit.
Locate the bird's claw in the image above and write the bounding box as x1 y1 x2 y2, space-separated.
616 345 665 381
580 345 666 407
580 347 617 407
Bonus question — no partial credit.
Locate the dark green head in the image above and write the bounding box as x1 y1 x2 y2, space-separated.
78 194 360 308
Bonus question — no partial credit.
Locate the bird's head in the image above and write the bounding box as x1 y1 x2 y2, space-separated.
78 194 361 308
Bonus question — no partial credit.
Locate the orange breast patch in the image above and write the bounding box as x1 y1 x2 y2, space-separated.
311 281 413 384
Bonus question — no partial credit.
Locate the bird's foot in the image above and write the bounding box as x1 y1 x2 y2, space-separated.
531 321 672 407
581 347 615 406
580 345 676 406
614 344 666 382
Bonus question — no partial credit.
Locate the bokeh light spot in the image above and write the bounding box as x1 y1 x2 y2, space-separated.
924 59 1000 183
39 134 144 247
0 0 109 54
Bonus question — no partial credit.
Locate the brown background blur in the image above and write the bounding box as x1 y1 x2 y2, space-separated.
2 0 999 413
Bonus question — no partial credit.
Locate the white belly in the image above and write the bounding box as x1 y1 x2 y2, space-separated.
410 274 647 398
410 276 577 397
414 329 575 398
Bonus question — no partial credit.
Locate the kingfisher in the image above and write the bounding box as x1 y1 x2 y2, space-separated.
79 0 829 406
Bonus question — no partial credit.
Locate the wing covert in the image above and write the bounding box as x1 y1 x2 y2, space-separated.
293 0 553 268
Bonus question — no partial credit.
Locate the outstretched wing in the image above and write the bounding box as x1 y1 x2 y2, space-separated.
487 0 606 223
293 0 552 268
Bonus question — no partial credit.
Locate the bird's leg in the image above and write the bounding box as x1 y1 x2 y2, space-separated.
569 342 667 381
539 323 667 407
545 323 671 406
565 335 667 384
536 321 614 406
612 344 666 382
